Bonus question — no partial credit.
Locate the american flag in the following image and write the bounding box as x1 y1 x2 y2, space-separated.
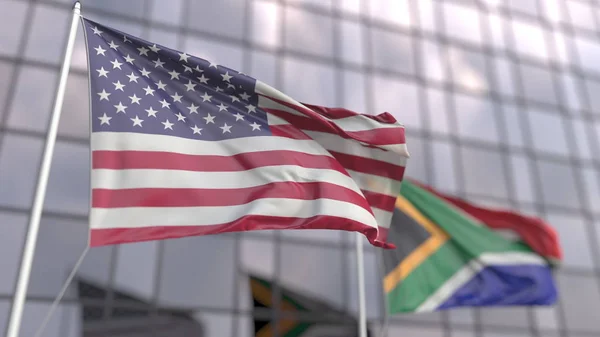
82 18 409 249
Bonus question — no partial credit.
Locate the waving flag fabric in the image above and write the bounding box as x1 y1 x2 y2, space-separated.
383 179 560 314
250 274 373 337
81 18 409 248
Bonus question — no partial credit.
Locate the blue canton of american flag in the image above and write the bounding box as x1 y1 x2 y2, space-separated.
82 18 409 249
85 21 267 140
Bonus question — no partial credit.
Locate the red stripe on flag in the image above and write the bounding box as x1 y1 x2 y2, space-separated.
409 179 563 262
265 108 405 146
300 102 399 123
361 190 397 212
90 215 391 248
92 182 375 211
93 150 349 175
329 150 406 181
269 125 312 139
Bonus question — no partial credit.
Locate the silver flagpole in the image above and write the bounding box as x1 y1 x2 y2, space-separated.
6 2 81 337
355 234 368 337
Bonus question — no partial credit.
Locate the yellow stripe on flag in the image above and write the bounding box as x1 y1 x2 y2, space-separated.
383 196 449 293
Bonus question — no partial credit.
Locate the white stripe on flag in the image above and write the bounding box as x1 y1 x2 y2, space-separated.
92 166 364 194
90 198 380 229
91 132 334 158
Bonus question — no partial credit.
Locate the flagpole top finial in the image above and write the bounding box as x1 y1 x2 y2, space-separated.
73 1 80 10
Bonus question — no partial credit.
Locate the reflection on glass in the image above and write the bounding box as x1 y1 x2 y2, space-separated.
0 0 28 57
285 7 333 58
461 146 509 199
370 28 414 76
558 273 600 332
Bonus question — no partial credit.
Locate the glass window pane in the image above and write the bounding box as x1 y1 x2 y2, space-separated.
546 211 595 269
575 36 600 75
509 152 536 203
285 7 333 58
405 136 428 184
342 70 367 113
566 1 596 31
571 119 594 161
183 37 244 74
22 303 80 337
0 0 28 57
24 4 70 64
114 241 158 300
187 0 245 39
461 146 509 199
280 243 344 308
44 141 89 214
507 0 539 16
29 217 113 297
584 79 600 116
561 73 582 112
480 307 531 329
7 65 57 132
448 47 489 93
84 0 145 19
58 73 90 138
448 308 475 326
536 159 581 209
527 109 569 157
452 330 477 337
485 13 506 50
387 325 444 336
502 104 525 149
431 140 458 194
370 28 414 75
0 301 7 336
542 0 563 24
0 61 14 122
239 237 275 284
193 312 234 337
558 273 600 332
159 235 236 308
338 0 360 14
427 88 450 135
251 0 281 48
282 57 337 106
146 28 179 49
454 94 500 145
282 228 343 244
417 0 436 32
285 0 333 11
442 2 482 45
422 39 446 83
0 213 26 294
372 75 421 130
0 134 43 208
519 64 557 106
580 166 600 214
368 0 411 27
340 19 364 65
150 0 183 24
69 30 88 71
511 19 549 61
483 331 532 337
534 306 560 330
552 31 570 66
493 57 516 98
250 50 277 86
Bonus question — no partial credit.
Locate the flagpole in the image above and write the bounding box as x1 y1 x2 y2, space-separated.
355 233 368 337
6 2 81 337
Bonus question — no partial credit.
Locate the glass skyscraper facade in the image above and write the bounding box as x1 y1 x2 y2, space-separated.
1 0 600 336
